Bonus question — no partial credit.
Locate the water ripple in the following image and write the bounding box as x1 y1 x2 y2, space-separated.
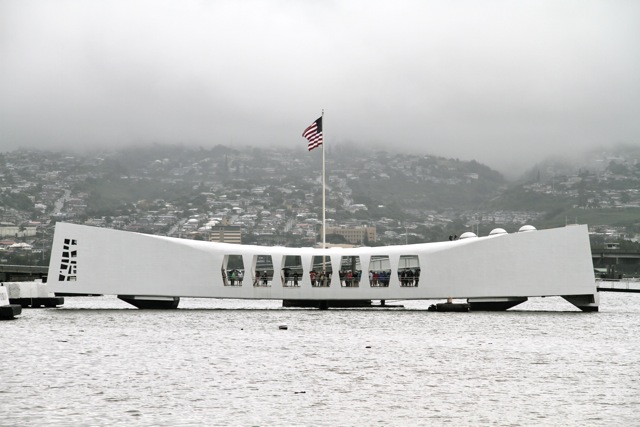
1 294 640 426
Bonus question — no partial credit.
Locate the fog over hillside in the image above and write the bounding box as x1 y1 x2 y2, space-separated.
1 1 639 175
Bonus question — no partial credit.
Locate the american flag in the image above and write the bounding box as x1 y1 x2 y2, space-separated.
302 116 323 151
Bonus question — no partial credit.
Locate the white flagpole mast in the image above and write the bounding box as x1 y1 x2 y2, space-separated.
321 109 326 250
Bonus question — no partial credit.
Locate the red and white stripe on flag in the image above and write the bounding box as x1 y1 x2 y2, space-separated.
302 116 323 151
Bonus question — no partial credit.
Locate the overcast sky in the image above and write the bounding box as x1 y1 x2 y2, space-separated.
1 0 639 173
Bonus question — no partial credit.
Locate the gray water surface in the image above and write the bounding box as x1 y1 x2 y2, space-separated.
2 294 640 426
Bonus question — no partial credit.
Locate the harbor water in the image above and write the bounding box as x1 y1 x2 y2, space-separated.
2 293 640 426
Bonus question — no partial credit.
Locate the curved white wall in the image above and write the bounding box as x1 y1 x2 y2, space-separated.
47 223 596 300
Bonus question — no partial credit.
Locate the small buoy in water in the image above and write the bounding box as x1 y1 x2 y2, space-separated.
279 324 288 330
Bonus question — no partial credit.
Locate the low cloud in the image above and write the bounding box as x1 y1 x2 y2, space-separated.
1 0 639 174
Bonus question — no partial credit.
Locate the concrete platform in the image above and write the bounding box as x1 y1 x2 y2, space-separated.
1 285 22 319
428 302 470 312
10 297 65 308
0 304 22 320
3 281 64 308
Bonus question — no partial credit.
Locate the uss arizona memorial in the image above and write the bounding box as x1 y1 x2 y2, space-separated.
46 222 599 311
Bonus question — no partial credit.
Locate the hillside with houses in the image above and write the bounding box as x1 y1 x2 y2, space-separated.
1 144 640 266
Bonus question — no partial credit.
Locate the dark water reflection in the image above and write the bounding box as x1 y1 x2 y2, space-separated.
2 294 640 426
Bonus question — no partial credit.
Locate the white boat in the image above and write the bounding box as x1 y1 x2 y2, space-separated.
46 222 598 311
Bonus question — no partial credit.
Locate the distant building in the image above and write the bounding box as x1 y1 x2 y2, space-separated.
0 225 37 238
209 225 242 244
322 226 376 245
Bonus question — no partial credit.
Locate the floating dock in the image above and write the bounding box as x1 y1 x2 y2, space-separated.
597 279 640 293
0 285 22 320
3 282 64 308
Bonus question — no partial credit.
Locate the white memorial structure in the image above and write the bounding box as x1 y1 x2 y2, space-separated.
47 222 598 311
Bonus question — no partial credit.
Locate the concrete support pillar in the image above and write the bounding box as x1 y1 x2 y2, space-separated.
118 295 180 309
467 297 528 311
562 293 599 312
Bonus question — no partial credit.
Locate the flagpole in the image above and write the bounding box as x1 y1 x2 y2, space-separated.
321 109 326 251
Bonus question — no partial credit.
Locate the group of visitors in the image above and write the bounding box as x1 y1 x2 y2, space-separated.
223 267 420 288
398 268 420 287
282 269 300 287
253 271 270 287
369 270 390 287
222 269 244 286
309 270 331 287
339 270 361 287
